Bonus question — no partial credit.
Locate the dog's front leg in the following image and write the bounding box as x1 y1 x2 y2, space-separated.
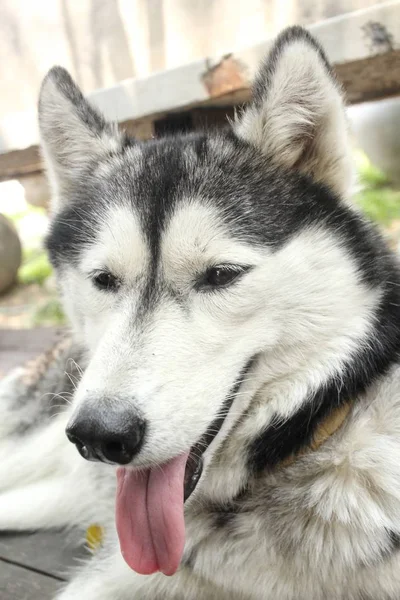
0 451 115 531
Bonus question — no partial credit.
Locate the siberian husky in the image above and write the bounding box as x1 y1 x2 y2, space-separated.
1 26 400 600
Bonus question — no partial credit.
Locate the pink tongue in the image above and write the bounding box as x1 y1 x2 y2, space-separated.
115 453 188 576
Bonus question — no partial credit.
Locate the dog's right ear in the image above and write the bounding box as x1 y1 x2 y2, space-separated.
234 27 353 197
39 67 122 212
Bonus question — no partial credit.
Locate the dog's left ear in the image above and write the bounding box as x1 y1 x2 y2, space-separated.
234 27 353 197
38 67 123 212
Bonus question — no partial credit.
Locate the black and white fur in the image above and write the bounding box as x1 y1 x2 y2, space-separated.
2 26 400 599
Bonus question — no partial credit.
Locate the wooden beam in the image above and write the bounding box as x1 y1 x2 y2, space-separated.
0 146 42 180
336 49 400 104
89 1 400 120
0 530 87 580
0 120 155 180
0 327 61 378
0 559 60 600
1 1 399 180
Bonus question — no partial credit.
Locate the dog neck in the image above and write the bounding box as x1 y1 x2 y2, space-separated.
279 401 351 468
201 267 400 508
247 278 400 474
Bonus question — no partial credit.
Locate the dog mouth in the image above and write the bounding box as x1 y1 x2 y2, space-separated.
183 391 236 502
183 450 204 502
185 358 255 501
115 361 253 578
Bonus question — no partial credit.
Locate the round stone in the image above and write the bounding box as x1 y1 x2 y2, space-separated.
0 214 22 294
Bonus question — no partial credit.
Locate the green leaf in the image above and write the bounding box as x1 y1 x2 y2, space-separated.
18 253 52 285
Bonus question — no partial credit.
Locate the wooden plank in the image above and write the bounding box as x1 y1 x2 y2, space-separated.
0 120 154 181
0 328 60 354
0 559 60 600
0 328 61 377
0 120 154 182
0 1 399 180
0 530 88 581
336 49 400 104
89 1 400 119
0 146 43 181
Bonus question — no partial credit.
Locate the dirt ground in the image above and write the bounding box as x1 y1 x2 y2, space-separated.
0 280 58 329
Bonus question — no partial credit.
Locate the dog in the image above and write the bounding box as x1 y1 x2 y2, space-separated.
1 25 400 600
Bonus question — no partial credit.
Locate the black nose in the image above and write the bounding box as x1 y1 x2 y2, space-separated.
66 398 146 465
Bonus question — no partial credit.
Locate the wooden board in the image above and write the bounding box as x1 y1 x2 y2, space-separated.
90 1 400 120
0 560 61 600
0 327 61 377
1 2 399 181
0 530 88 580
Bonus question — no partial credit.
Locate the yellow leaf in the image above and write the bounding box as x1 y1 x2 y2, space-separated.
86 524 104 550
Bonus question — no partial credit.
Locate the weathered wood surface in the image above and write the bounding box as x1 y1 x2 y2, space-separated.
0 530 88 580
1 1 399 181
0 559 61 600
90 2 400 122
0 118 155 180
0 327 61 378
0 328 87 599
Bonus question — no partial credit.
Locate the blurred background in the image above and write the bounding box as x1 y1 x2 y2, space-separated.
0 0 399 330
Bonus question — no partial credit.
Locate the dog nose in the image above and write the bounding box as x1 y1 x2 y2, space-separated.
66 399 145 465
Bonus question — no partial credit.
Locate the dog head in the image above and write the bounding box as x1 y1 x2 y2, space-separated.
38 27 390 575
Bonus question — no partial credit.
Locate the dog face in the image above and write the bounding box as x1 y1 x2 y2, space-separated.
39 28 377 473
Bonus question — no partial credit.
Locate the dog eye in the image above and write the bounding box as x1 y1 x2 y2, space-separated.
200 265 248 290
92 271 119 291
